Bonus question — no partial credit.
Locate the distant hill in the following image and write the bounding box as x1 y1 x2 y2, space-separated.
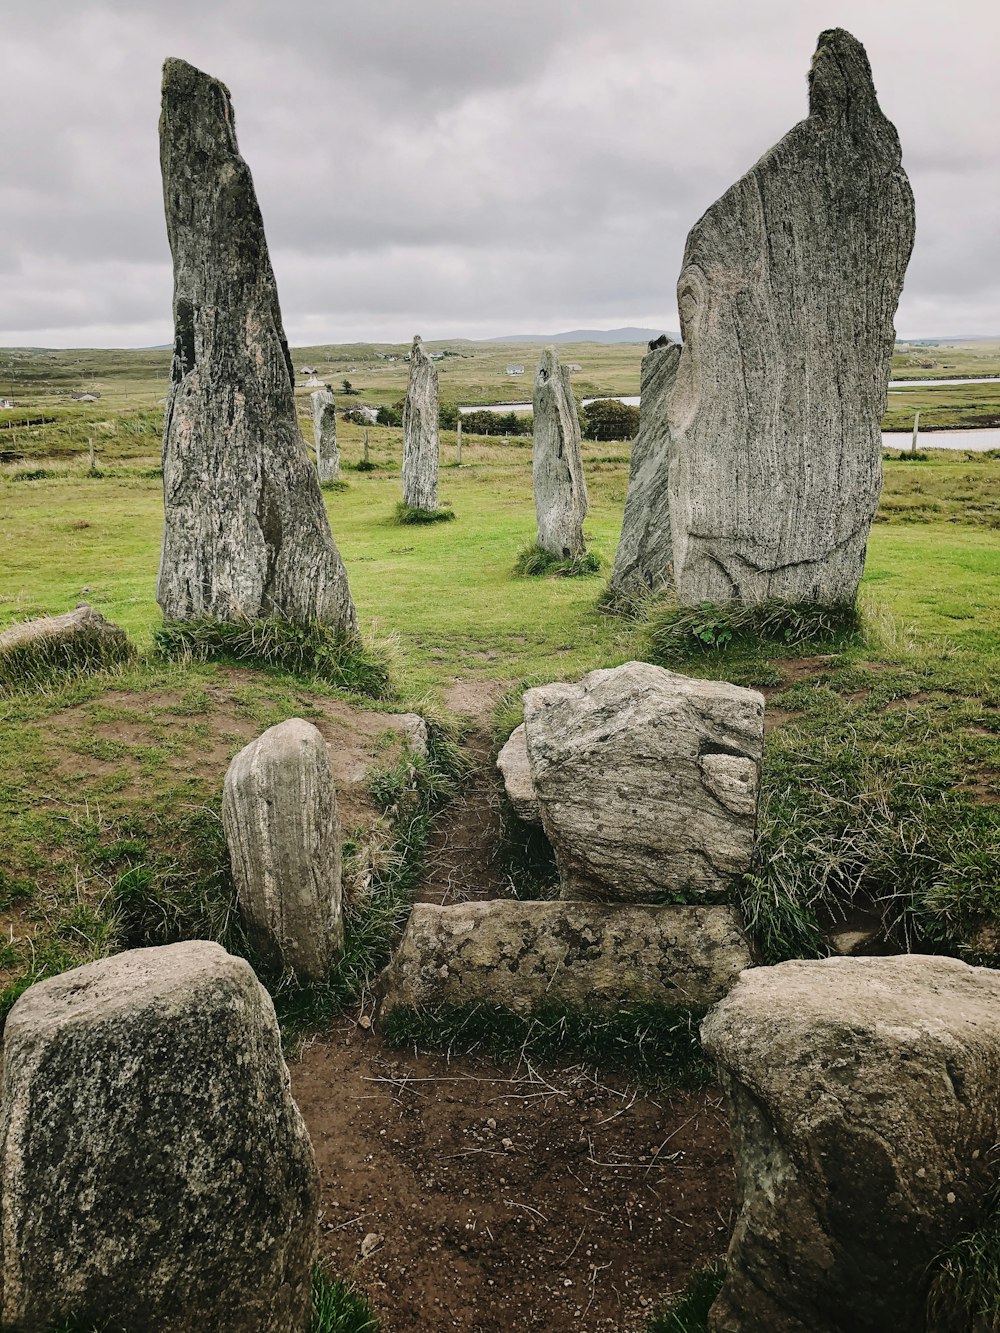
489 327 680 345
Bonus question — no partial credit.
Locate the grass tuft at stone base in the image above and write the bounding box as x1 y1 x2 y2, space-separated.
393 502 455 525
512 544 602 578
647 597 862 662
310 1263 381 1332
648 1261 726 1333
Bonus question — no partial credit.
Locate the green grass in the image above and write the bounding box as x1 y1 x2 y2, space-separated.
0 618 136 696
648 1262 726 1333
512 543 602 578
393 501 455 525
646 599 862 662
310 1264 381 1332
926 1202 1000 1332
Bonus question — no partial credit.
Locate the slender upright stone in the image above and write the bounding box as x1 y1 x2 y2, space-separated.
532 346 588 558
157 58 356 632
609 335 681 599
310 387 339 483
402 335 440 512
667 29 915 607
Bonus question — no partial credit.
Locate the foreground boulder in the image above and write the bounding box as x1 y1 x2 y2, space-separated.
496 723 541 826
702 955 1000 1333
609 335 681 600
0 604 131 678
377 900 750 1017
158 57 356 631
666 29 914 606
532 346 588 559
223 718 343 982
402 335 440 512
310 386 340 482
0 941 318 1333
523 662 763 902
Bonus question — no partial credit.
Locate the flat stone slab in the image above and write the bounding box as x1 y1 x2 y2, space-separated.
376 900 751 1017
496 723 541 825
0 604 130 661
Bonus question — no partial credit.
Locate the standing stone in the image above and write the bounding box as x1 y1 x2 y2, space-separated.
609 335 681 599
523 661 763 902
532 347 588 558
0 941 318 1333
702 955 1000 1333
402 335 440 512
310 386 339 483
223 718 343 983
158 58 356 632
666 29 915 607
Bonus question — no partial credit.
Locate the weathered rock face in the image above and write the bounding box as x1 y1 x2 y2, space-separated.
609 336 681 599
702 955 1000 1333
310 387 339 483
0 941 318 1333
223 718 343 983
158 58 356 632
0 605 131 673
532 347 588 558
402 335 440 512
666 29 914 607
523 662 763 902
496 723 541 826
377 900 750 1017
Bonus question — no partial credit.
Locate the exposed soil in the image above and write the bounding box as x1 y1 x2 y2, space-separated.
293 1025 734 1333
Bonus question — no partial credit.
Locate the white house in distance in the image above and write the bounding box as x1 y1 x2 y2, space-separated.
0 398 14 409
505 364 525 376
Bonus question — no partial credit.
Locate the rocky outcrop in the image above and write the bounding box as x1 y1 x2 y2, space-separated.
0 605 132 678
377 900 750 1017
0 941 318 1333
702 955 1000 1333
402 335 440 512
666 29 915 607
496 723 541 826
158 58 356 632
532 347 588 558
523 662 763 902
609 335 681 599
223 718 343 983
310 387 339 483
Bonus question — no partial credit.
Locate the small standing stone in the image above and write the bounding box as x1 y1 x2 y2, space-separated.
310 386 339 482
496 723 541 826
532 346 588 558
402 335 440 512
223 718 343 983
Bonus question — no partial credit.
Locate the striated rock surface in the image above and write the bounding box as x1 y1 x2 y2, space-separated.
402 335 440 512
524 662 763 902
666 29 915 607
157 57 356 631
223 718 342 983
0 941 318 1333
702 955 1000 1333
496 723 541 826
377 900 750 1017
532 347 588 558
610 335 681 599
310 387 339 483
0 605 131 669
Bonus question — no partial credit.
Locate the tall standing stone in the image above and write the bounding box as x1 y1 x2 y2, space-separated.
402 335 440 512
157 58 356 632
0 941 318 1333
609 335 681 599
666 29 914 607
310 386 339 483
532 346 588 558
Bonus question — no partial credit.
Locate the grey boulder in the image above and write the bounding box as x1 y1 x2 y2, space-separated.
310 387 339 483
0 605 131 673
532 346 588 559
0 941 318 1333
402 335 440 512
496 723 541 826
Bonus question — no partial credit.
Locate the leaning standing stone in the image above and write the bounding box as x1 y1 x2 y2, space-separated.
310 386 339 483
532 346 588 558
609 335 681 600
0 941 318 1333
157 58 356 632
223 718 343 983
702 955 1000 1333
666 29 914 606
523 661 763 902
402 335 440 512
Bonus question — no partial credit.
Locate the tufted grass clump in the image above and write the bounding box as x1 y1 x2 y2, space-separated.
512 543 602 578
926 1203 1000 1333
648 1261 726 1332
0 621 136 696
310 1263 381 1332
647 598 862 663
154 617 392 699
393 501 455 525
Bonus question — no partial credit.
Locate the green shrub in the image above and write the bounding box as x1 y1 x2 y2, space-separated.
393 502 455 525
512 544 602 578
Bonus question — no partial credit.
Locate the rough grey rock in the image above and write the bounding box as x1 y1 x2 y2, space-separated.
157 58 356 632
0 605 130 665
666 29 915 606
523 662 763 902
377 900 750 1017
702 955 1000 1333
609 335 681 599
0 941 318 1333
496 723 541 826
310 387 339 483
394 712 429 761
532 346 588 558
402 335 440 512
223 718 342 983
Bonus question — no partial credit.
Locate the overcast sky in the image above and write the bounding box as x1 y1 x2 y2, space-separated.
2 0 997 347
